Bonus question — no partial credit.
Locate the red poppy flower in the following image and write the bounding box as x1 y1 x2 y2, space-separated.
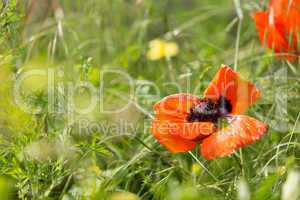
253 0 300 61
151 65 268 160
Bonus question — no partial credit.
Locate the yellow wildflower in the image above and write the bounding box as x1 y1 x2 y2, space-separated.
191 163 201 175
147 39 179 60
88 165 102 176
110 192 140 200
277 166 287 176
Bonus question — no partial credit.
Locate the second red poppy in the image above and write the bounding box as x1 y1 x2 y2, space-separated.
253 0 300 61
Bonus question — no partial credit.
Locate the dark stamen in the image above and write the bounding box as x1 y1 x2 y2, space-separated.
187 96 232 123
217 96 232 116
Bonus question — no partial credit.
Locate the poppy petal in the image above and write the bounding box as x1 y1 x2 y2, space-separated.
253 11 297 60
270 0 300 16
200 115 268 160
253 11 271 45
154 93 200 122
253 0 300 61
151 120 197 153
204 65 261 115
252 11 269 34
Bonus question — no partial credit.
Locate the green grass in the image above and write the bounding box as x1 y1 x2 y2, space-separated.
0 0 299 199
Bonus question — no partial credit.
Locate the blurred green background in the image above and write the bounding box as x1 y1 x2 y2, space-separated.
0 0 299 199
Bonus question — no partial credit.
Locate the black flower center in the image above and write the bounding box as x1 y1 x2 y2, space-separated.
187 96 232 123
